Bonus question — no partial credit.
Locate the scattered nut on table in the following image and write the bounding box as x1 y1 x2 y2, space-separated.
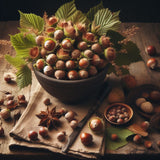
140 101 154 113
135 98 146 107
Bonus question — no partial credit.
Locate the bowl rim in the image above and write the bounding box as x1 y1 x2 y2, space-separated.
104 103 133 125
33 64 108 84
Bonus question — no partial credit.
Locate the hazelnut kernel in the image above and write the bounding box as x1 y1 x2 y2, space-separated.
117 118 124 124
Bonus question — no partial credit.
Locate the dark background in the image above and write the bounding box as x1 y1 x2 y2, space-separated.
0 0 160 22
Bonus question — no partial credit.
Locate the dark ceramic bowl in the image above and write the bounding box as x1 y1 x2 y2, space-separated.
33 66 108 104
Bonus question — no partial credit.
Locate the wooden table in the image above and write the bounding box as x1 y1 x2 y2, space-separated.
0 21 160 160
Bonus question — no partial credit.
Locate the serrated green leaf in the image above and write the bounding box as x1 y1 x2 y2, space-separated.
69 10 90 26
106 30 142 75
94 8 121 36
19 11 44 34
5 54 26 69
106 126 134 150
16 65 32 89
115 41 142 66
10 33 36 58
86 0 104 21
55 0 77 20
107 30 125 51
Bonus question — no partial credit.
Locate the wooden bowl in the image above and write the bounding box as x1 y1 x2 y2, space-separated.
104 103 133 125
33 65 108 104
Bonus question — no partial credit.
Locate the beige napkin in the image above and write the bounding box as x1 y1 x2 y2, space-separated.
9 83 105 159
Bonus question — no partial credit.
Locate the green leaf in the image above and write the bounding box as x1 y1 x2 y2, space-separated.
55 0 77 20
106 126 134 150
106 30 142 75
19 11 44 34
16 65 32 89
93 8 121 36
10 33 36 58
115 41 142 66
107 30 125 51
5 55 26 69
86 0 104 21
107 63 116 75
69 10 90 26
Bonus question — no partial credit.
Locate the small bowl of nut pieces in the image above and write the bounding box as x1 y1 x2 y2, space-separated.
104 103 133 125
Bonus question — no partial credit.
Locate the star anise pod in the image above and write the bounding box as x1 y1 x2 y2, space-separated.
36 107 63 129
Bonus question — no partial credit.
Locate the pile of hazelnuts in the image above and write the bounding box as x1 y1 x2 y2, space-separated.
34 16 116 80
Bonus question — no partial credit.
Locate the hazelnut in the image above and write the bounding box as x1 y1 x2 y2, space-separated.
57 131 66 142
79 70 89 79
3 73 12 83
71 49 81 59
117 118 124 124
70 120 78 129
36 35 45 46
55 60 65 70
0 108 11 120
108 115 116 122
54 70 66 80
18 95 25 101
39 127 48 137
65 111 75 122
133 134 142 144
147 58 158 69
144 140 152 149
6 99 14 106
43 65 54 76
46 54 57 65
58 108 67 115
89 118 103 133
141 121 150 131
6 94 14 100
146 45 157 56
111 134 118 141
80 132 93 146
28 131 38 140
140 101 154 113
83 49 93 58
135 98 146 107
43 98 51 105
